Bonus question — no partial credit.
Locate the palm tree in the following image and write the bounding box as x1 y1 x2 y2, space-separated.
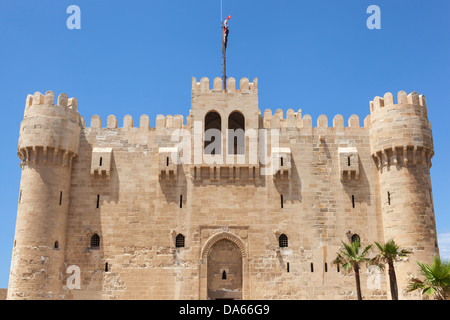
407 255 450 300
333 240 373 300
371 239 411 300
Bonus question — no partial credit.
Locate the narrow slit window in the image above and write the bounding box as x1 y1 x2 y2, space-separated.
96 194 100 208
388 191 391 205
166 157 169 167
352 195 355 208
337 264 340 273
287 262 290 273
222 270 227 280
59 191 63 206
105 262 109 272
281 195 284 208
348 156 351 166
99 157 103 167
281 157 284 167
180 195 183 208
325 263 328 272
311 263 314 273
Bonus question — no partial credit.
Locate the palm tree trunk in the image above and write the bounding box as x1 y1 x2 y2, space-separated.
354 266 363 300
388 260 399 300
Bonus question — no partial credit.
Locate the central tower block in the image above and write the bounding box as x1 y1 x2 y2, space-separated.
8 91 82 299
189 77 260 178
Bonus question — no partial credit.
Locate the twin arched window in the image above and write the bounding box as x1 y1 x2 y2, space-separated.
204 111 245 155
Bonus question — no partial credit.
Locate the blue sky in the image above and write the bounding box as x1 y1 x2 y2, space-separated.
0 1 449 289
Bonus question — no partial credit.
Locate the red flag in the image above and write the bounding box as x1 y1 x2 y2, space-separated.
223 16 231 49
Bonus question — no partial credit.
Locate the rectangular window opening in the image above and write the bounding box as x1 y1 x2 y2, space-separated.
352 195 355 208
347 156 351 166
287 262 290 273
281 157 284 167
311 263 314 273
180 195 183 208
105 262 109 272
281 195 284 208
96 194 100 209
325 263 328 272
166 157 169 167
59 191 63 206
99 157 103 167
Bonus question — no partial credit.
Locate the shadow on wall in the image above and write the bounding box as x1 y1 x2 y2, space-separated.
341 157 372 207
159 164 188 206
274 155 302 204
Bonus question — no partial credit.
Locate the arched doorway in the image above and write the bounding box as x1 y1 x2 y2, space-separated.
206 239 243 300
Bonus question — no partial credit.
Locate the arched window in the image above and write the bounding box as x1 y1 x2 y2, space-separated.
351 233 360 244
279 234 288 248
91 233 100 248
204 111 222 155
228 111 245 155
175 234 185 248
222 270 227 280
54 241 59 249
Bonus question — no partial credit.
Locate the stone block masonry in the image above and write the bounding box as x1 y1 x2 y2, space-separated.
7 77 438 300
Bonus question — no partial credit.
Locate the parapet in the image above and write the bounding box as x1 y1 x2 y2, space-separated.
18 91 82 167
25 91 78 113
87 114 187 132
261 109 369 130
370 91 427 113
191 77 258 94
368 90 434 169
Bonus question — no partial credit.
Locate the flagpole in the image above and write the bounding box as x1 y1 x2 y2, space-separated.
221 0 226 91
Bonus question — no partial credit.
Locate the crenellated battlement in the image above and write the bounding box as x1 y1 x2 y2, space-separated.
261 108 370 129
368 90 434 169
369 90 427 113
192 77 258 93
18 91 82 166
25 91 78 111
87 113 187 131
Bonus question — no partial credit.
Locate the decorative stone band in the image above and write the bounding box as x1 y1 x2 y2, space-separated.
17 146 76 168
372 145 434 170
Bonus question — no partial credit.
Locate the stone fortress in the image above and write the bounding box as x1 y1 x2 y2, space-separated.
7 76 439 299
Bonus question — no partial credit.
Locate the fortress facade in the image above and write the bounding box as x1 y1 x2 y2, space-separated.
7 76 438 299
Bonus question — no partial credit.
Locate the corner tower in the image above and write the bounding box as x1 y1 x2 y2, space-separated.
8 91 82 299
369 91 438 299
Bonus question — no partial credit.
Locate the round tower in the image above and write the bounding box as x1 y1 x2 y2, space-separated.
369 90 438 299
7 91 81 299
